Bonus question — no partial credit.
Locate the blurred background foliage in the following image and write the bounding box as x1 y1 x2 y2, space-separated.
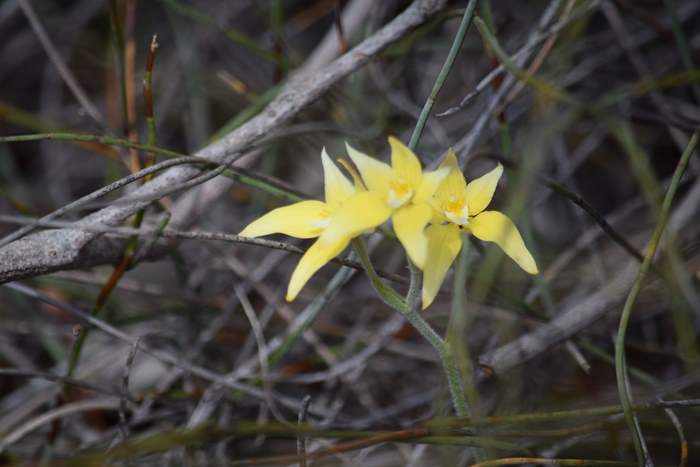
0 0 699 465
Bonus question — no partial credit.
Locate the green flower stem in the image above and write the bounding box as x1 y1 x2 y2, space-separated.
351 238 470 418
438 343 471 420
403 308 470 419
408 0 478 150
614 124 698 466
396 0 480 424
352 237 407 311
447 236 483 463
406 261 422 312
448 236 479 412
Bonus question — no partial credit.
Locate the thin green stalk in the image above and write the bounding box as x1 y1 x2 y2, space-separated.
0 132 312 205
437 336 470 419
477 0 496 35
578 338 658 388
225 169 304 203
210 85 281 141
615 125 698 466
61 422 517 467
159 0 281 66
406 261 422 311
439 238 479 431
351 238 470 418
34 396 700 467
663 0 700 103
269 0 287 81
351 237 407 311
268 254 356 368
495 152 699 329
401 0 479 425
65 212 172 380
427 399 700 433
128 35 163 248
609 121 662 218
448 237 479 410
65 31 168 378
143 34 159 165
408 0 478 150
270 0 283 37
0 100 56 133
474 11 700 118
473 16 579 107
43 34 163 378
498 121 512 158
538 173 645 263
608 119 700 356
0 133 184 159
46 392 700 467
498 110 591 375
470 458 635 467
408 313 469 418
108 0 128 134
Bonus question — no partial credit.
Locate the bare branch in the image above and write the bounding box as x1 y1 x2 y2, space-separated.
0 0 448 284
0 215 408 284
477 179 700 379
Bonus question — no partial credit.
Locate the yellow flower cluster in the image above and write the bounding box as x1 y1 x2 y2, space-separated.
240 137 537 308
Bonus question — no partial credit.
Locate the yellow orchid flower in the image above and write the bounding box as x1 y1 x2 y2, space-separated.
346 137 450 269
422 149 538 309
240 148 390 301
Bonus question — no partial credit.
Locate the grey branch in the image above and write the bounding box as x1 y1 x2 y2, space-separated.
0 0 448 285
477 179 700 379
0 215 408 284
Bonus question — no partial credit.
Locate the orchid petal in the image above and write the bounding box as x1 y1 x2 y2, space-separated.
429 198 448 224
422 223 462 309
434 169 468 208
435 150 468 207
392 203 432 269
388 136 422 189
439 148 460 170
285 191 392 301
465 163 503 215
469 211 538 274
414 166 450 204
324 190 392 240
286 233 350 301
346 143 393 194
321 148 355 207
337 158 366 191
240 200 330 239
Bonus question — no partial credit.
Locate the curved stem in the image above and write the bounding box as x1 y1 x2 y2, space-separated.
448 237 478 414
351 238 407 311
614 125 698 466
351 237 470 417
406 261 422 312
408 0 479 150
383 0 478 428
